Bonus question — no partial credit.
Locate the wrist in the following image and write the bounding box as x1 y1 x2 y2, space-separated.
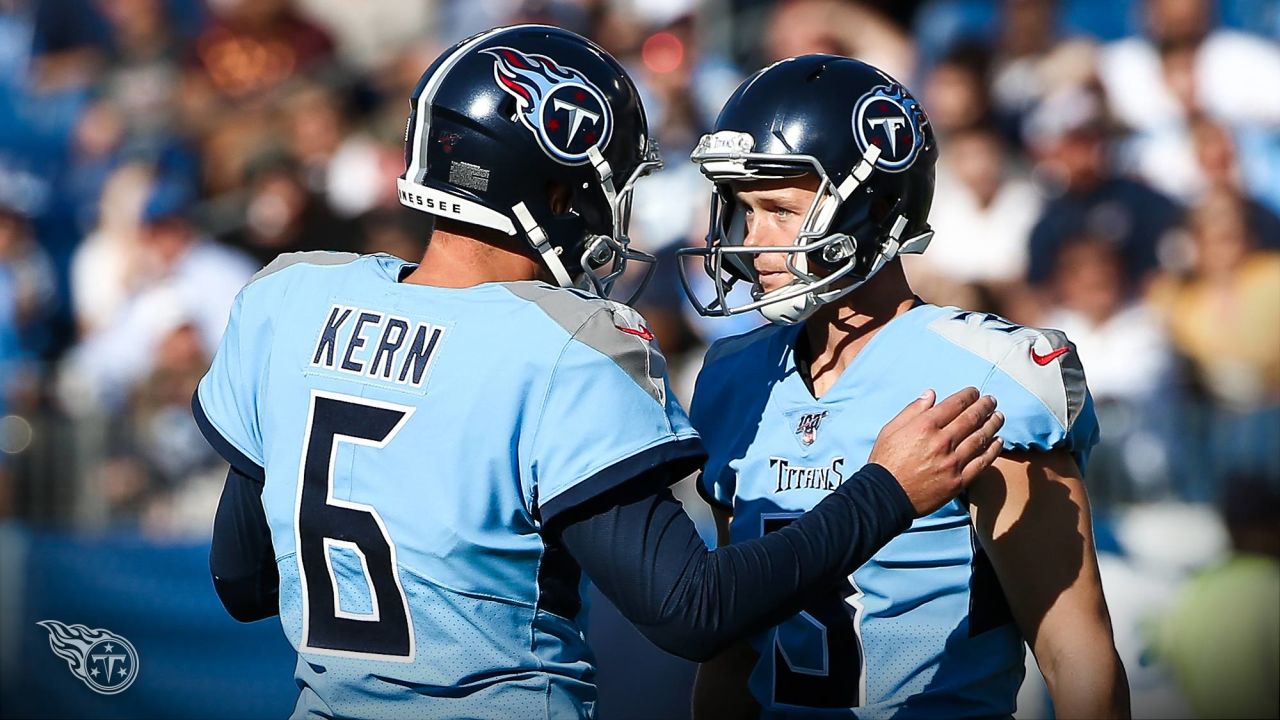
855 463 914 529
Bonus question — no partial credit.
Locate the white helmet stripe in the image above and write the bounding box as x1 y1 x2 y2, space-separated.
404 26 512 181
396 177 516 234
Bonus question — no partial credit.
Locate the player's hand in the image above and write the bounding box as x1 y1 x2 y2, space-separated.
867 388 1004 517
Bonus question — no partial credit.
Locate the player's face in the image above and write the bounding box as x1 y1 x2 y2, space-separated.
731 176 820 294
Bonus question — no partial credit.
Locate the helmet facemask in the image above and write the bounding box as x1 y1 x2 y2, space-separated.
576 140 663 302
678 130 933 324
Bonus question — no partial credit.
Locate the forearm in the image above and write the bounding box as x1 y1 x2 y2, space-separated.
210 464 280 622
1040 640 1130 719
559 464 912 660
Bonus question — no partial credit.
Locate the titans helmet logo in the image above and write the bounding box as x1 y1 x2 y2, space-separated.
483 47 614 166
852 84 928 172
38 620 140 695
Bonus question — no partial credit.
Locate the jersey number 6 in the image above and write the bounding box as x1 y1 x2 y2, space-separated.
296 391 416 661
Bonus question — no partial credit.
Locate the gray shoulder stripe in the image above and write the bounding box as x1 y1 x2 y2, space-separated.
929 311 1082 430
251 251 363 283
1040 328 1087 429
575 308 668 404
502 281 601 334
502 282 667 404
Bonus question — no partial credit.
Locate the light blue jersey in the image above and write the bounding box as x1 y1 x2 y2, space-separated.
693 303 1098 719
194 252 701 719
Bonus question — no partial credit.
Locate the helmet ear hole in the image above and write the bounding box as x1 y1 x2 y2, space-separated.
546 181 573 215
870 195 897 224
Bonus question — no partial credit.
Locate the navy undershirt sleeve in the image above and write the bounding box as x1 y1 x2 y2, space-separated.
210 464 279 622
556 463 914 661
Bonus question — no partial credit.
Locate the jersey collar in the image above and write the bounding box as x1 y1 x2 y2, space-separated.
780 299 934 405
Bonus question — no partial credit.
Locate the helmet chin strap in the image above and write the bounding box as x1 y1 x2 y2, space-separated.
512 201 576 288
757 274 853 325
759 287 821 325
510 146 641 296
587 146 616 207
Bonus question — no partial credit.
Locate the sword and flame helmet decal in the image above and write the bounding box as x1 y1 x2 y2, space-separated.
483 46 614 166
851 83 929 173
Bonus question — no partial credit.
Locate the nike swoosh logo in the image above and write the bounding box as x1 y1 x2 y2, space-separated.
1030 346 1070 366
616 325 654 341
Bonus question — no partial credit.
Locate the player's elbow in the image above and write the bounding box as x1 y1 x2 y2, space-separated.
635 624 729 662
212 574 280 623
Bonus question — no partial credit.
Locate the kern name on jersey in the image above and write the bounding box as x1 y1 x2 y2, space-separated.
194 252 700 720
692 303 1098 719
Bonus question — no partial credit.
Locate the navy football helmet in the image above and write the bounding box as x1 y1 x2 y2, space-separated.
399 25 659 299
678 55 938 324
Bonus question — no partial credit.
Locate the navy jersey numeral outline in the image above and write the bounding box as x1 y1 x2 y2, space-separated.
763 513 866 708
295 390 417 661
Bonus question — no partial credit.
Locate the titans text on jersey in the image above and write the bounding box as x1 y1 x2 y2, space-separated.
770 457 845 492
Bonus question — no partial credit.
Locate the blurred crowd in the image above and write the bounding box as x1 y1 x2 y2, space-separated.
0 0 1276 714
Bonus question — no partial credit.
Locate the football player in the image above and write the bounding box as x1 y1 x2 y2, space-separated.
681 55 1130 719
194 28 1006 719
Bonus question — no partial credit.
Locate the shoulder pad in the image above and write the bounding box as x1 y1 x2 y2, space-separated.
250 251 363 283
502 282 667 404
927 309 1088 430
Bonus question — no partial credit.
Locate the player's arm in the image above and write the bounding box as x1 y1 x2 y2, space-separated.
558 463 903 662
690 506 760 720
555 388 1004 662
209 462 279 622
967 450 1130 719
191 278 279 623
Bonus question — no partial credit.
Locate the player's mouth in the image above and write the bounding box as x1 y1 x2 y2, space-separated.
755 268 792 293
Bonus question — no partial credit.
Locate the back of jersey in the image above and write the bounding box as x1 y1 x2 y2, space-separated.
194 253 701 719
